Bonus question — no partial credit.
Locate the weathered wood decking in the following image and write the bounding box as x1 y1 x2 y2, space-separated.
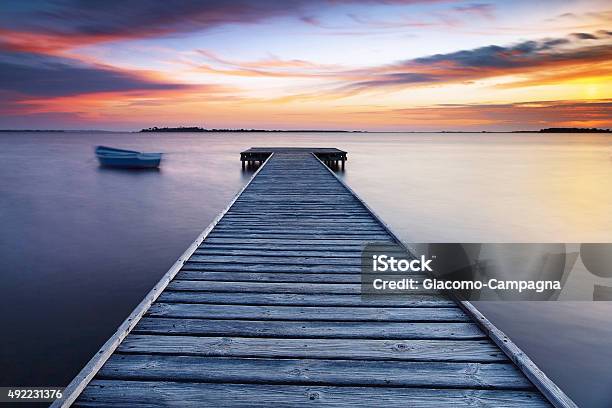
56 149 574 407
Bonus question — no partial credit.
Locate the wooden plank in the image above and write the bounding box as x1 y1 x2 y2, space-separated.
98 355 530 389
176 271 364 283
181 263 365 273
243 189 355 192
194 248 369 256
237 192 354 196
216 221 376 226
215 222 382 228
197 243 371 250
232 197 359 201
201 237 393 245
224 210 370 214
157 292 456 307
167 280 432 294
220 219 392 225
229 203 366 207
225 214 374 219
146 303 469 322
207 232 390 239
187 254 366 265
218 220 376 224
220 215 376 220
213 225 384 231
217 210 375 215
206 233 391 240
233 198 360 203
135 318 486 339
117 335 508 362
245 186 349 189
177 271 424 283
76 380 552 407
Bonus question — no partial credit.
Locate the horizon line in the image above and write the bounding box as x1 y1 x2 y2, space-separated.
1 128 611 134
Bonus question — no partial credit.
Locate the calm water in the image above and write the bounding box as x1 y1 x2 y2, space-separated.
1 132 611 407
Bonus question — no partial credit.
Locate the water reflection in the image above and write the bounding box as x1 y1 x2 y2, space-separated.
96 166 161 174
240 162 262 172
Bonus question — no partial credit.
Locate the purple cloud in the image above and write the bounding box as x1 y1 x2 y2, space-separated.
0 0 443 44
340 32 612 91
0 50 189 98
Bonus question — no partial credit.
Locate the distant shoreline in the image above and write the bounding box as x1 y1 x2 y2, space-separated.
140 126 611 133
1 127 610 134
139 127 362 133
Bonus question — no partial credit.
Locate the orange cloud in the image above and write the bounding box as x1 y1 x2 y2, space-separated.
190 50 347 79
374 99 612 130
178 33 612 105
337 33 612 93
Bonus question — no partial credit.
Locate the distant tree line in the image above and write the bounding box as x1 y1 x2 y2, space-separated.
538 127 611 133
139 126 611 133
139 126 358 133
140 126 207 132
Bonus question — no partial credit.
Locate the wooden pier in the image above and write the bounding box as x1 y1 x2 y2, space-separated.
55 148 575 407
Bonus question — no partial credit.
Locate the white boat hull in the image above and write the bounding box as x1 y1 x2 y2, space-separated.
95 146 162 169
97 154 161 168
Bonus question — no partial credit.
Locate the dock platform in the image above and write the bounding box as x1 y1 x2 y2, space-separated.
55 149 574 407
241 147 347 169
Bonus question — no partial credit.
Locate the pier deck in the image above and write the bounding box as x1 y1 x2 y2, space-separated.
57 149 572 407
241 147 347 169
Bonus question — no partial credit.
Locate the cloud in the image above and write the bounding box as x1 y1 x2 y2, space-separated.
192 49 347 78
192 31 612 86
340 32 612 92
0 0 441 50
0 50 189 98
346 72 437 87
356 99 612 130
338 2 496 31
1 1 296 46
452 3 495 18
413 33 610 68
571 32 598 40
180 31 612 101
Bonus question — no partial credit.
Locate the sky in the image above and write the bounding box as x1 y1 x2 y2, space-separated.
0 0 611 131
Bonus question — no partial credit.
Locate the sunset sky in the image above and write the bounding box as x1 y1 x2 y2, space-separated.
1 0 611 131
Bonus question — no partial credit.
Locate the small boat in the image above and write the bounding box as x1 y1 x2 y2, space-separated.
95 146 162 169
